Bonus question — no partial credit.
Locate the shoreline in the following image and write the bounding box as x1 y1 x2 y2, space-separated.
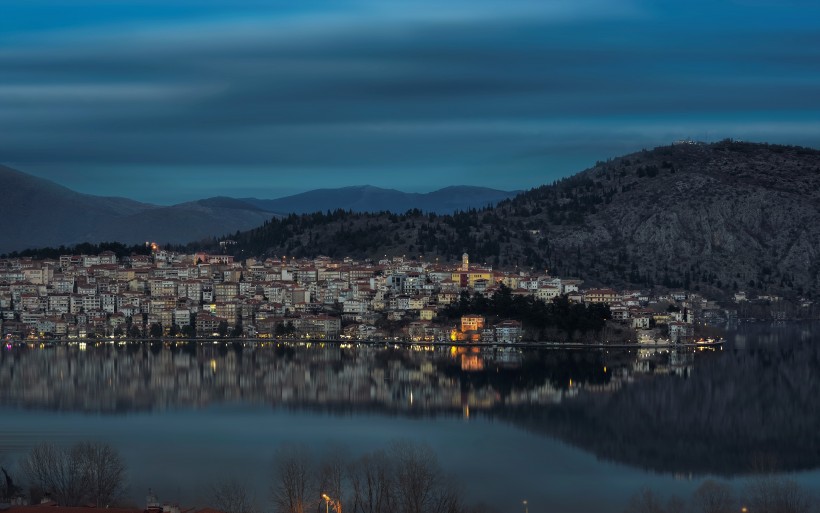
8 337 725 350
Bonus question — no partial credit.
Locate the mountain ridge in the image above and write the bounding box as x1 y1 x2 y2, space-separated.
199 140 820 298
0 165 274 253
240 185 519 215
0 165 520 253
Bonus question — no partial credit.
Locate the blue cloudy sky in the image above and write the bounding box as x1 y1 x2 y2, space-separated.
2 0 819 203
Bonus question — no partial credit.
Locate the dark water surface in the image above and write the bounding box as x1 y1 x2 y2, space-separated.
2 323 820 512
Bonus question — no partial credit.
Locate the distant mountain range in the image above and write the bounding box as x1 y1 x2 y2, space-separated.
0 165 275 254
241 185 519 215
0 165 518 254
201 141 820 298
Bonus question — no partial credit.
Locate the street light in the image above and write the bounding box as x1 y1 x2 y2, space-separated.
322 493 341 513
522 499 529 513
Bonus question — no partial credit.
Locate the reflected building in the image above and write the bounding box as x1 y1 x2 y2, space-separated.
4 324 820 476
0 342 657 415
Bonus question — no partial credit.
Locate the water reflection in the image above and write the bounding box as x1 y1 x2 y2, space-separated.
1 324 818 476
512 323 820 475
0 342 682 415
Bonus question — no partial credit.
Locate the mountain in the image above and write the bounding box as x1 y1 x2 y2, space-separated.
0 165 273 253
199 141 820 298
241 185 519 215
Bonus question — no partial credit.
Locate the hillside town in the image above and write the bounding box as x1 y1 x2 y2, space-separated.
0 247 718 345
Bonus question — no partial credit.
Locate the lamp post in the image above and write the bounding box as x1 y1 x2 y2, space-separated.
522 500 529 513
322 493 340 513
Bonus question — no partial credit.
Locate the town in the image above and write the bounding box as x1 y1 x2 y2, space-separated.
0 246 722 345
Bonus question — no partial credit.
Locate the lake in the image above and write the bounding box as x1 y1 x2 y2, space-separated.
2 323 820 512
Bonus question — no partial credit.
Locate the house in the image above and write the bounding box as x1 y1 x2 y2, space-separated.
195 312 223 335
495 320 523 343
609 303 629 322
631 311 652 329
535 286 561 302
669 321 693 343
460 315 485 333
584 288 619 304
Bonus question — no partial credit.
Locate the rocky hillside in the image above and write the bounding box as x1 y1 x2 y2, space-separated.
204 141 820 298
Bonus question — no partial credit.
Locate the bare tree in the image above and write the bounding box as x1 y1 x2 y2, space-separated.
692 480 734 513
210 478 257 513
745 476 812 513
389 441 456 513
624 488 666 513
349 449 394 513
271 444 315 513
76 442 127 507
665 495 687 513
20 442 126 507
317 445 348 513
21 442 86 506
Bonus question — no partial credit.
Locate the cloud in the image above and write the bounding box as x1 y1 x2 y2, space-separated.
0 1 819 201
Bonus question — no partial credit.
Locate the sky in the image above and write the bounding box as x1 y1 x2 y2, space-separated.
2 0 820 204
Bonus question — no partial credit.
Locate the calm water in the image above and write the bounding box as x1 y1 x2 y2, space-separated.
2 324 820 512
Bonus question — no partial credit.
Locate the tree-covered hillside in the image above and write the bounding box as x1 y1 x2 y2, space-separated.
195 141 820 298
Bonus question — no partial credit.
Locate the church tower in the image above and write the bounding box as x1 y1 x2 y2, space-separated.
462 253 469 272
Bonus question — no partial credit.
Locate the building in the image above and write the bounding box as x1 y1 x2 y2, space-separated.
460 315 485 333
495 320 523 343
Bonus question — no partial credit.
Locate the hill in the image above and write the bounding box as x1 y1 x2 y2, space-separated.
0 165 273 253
199 141 820 298
241 185 518 215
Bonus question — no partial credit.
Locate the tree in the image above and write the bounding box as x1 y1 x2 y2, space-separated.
317 446 348 513
665 495 687 513
693 479 734 513
217 321 229 338
21 442 126 507
390 441 457 513
79 442 128 507
270 445 314 513
149 323 163 339
182 324 196 338
210 478 257 513
21 442 83 506
349 449 394 513
128 324 142 339
624 488 665 513
745 476 812 513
